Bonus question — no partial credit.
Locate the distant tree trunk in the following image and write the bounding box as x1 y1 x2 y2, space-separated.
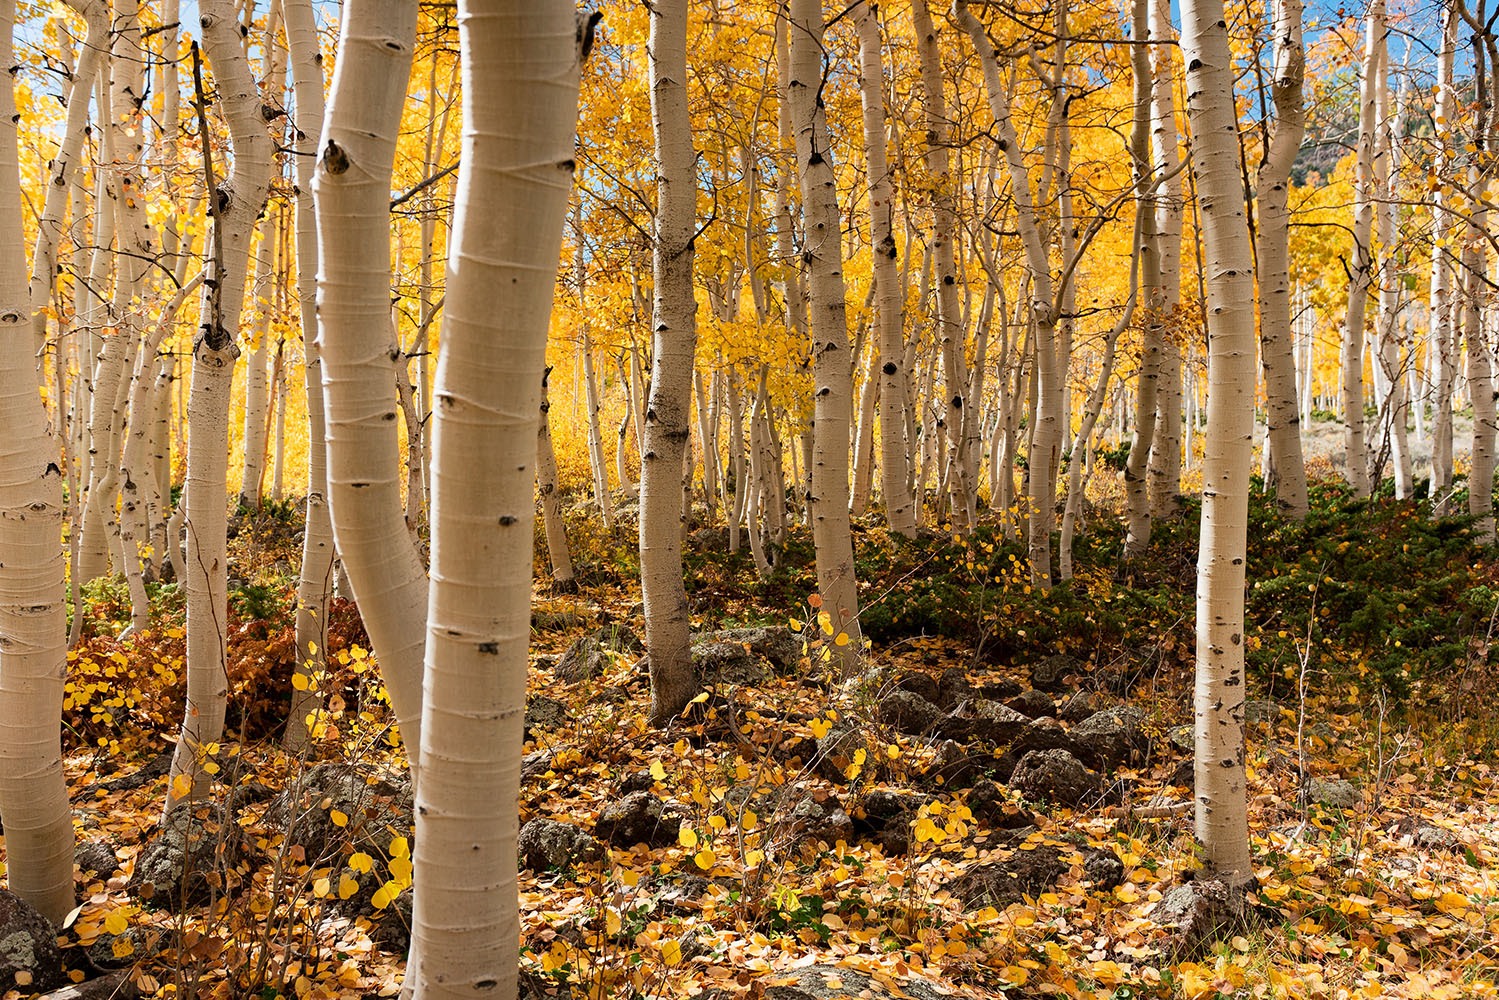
1340 0 1385 498
409 6 579 998
1148 0 1183 518
538 368 576 591
314 0 427 769
1372 70 1411 498
790 0 862 674
0 0 73 924
283 0 330 751
239 213 280 508
1181 0 1255 886
911 0 973 532
1255 0 1309 518
574 204 613 531
641 0 699 724
165 0 275 813
1431 6 1458 512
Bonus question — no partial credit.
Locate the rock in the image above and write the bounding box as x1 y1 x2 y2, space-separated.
0 889 64 991
75 839 119 878
1005 689 1056 719
1071 706 1153 768
1167 758 1194 788
1388 815 1462 851
977 677 1024 701
554 636 606 683
815 720 871 784
895 672 941 704
950 842 1070 908
1028 654 1083 692
644 872 715 916
1150 878 1243 959
965 780 1036 829
532 608 587 632
691 640 769 686
39 968 139 1000
517 819 604 871
762 964 969 1000
935 668 976 709
521 750 555 782
616 771 656 795
1057 691 1099 723
878 689 944 735
964 699 1031 746
593 791 680 849
525 696 568 737
852 788 933 854
264 762 412 861
771 789 852 849
100 749 173 793
1306 778 1360 810
1167 724 1194 752
1243 699 1280 725
1010 749 1098 808
128 809 251 911
701 626 801 674
85 926 159 972
1083 848 1127 891
993 718 1085 782
921 740 994 789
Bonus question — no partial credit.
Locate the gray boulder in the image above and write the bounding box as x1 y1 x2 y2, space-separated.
878 689 944 735
1306 778 1360 810
1151 878 1244 959
701 626 801 673
815 720 871 784
128 808 251 911
994 717 1085 782
76 839 120 878
950 842 1071 908
593 790 680 848
1071 706 1153 768
1006 688 1056 719
517 818 604 871
524 695 568 737
763 964 971 1000
0 889 63 991
691 640 769 686
1028 654 1083 692
555 635 606 683
1010 748 1098 807
264 762 412 861
771 790 852 849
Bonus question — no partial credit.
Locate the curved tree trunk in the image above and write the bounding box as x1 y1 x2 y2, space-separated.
1255 0 1309 518
314 0 426 769
165 0 275 813
0 0 73 923
409 5 579 997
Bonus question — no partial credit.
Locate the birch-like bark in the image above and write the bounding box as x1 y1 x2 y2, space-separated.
165 4 275 813
1255 0 1309 518
1373 69 1411 497
640 0 699 724
911 0 972 531
0 0 73 923
790 0 862 674
314 0 426 769
1182 0 1255 885
409 7 579 998
1431 7 1458 511
1340 0 1385 498
574 205 613 530
537 368 576 591
283 0 330 751
239 213 280 508
855 0 914 536
1148 0 1183 518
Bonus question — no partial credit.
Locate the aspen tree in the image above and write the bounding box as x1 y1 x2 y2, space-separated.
1255 0 1309 518
314 0 427 765
640 0 700 724
284 0 331 749
1430 6 1458 511
538 368 577 591
0 0 73 923
574 205 614 532
1372 70 1411 498
408 5 580 997
165 0 276 811
789 0 861 673
1147 0 1183 519
1181 0 1256 884
1340 0 1385 498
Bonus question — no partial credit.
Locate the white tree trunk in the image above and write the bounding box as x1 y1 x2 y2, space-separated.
790 0 862 674
165 0 275 813
1148 0 1183 519
1181 0 1255 885
1431 6 1458 511
409 6 579 998
537 368 575 591
640 0 699 724
314 0 427 770
1255 0 1309 518
0 0 73 923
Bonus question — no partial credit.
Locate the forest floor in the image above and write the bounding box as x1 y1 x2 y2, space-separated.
7 475 1499 1000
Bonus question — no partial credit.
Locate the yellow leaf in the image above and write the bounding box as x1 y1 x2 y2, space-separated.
694 847 717 870
349 852 374 873
744 849 765 868
112 937 136 959
689 691 711 704
650 760 667 782
389 857 413 884
171 773 194 799
291 672 310 691
313 877 331 897
371 883 396 910
330 809 349 827
678 827 699 849
661 939 683 966
338 876 359 899
103 911 128 936
390 836 410 859
834 632 849 647
742 809 759 830
1435 891 1470 915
